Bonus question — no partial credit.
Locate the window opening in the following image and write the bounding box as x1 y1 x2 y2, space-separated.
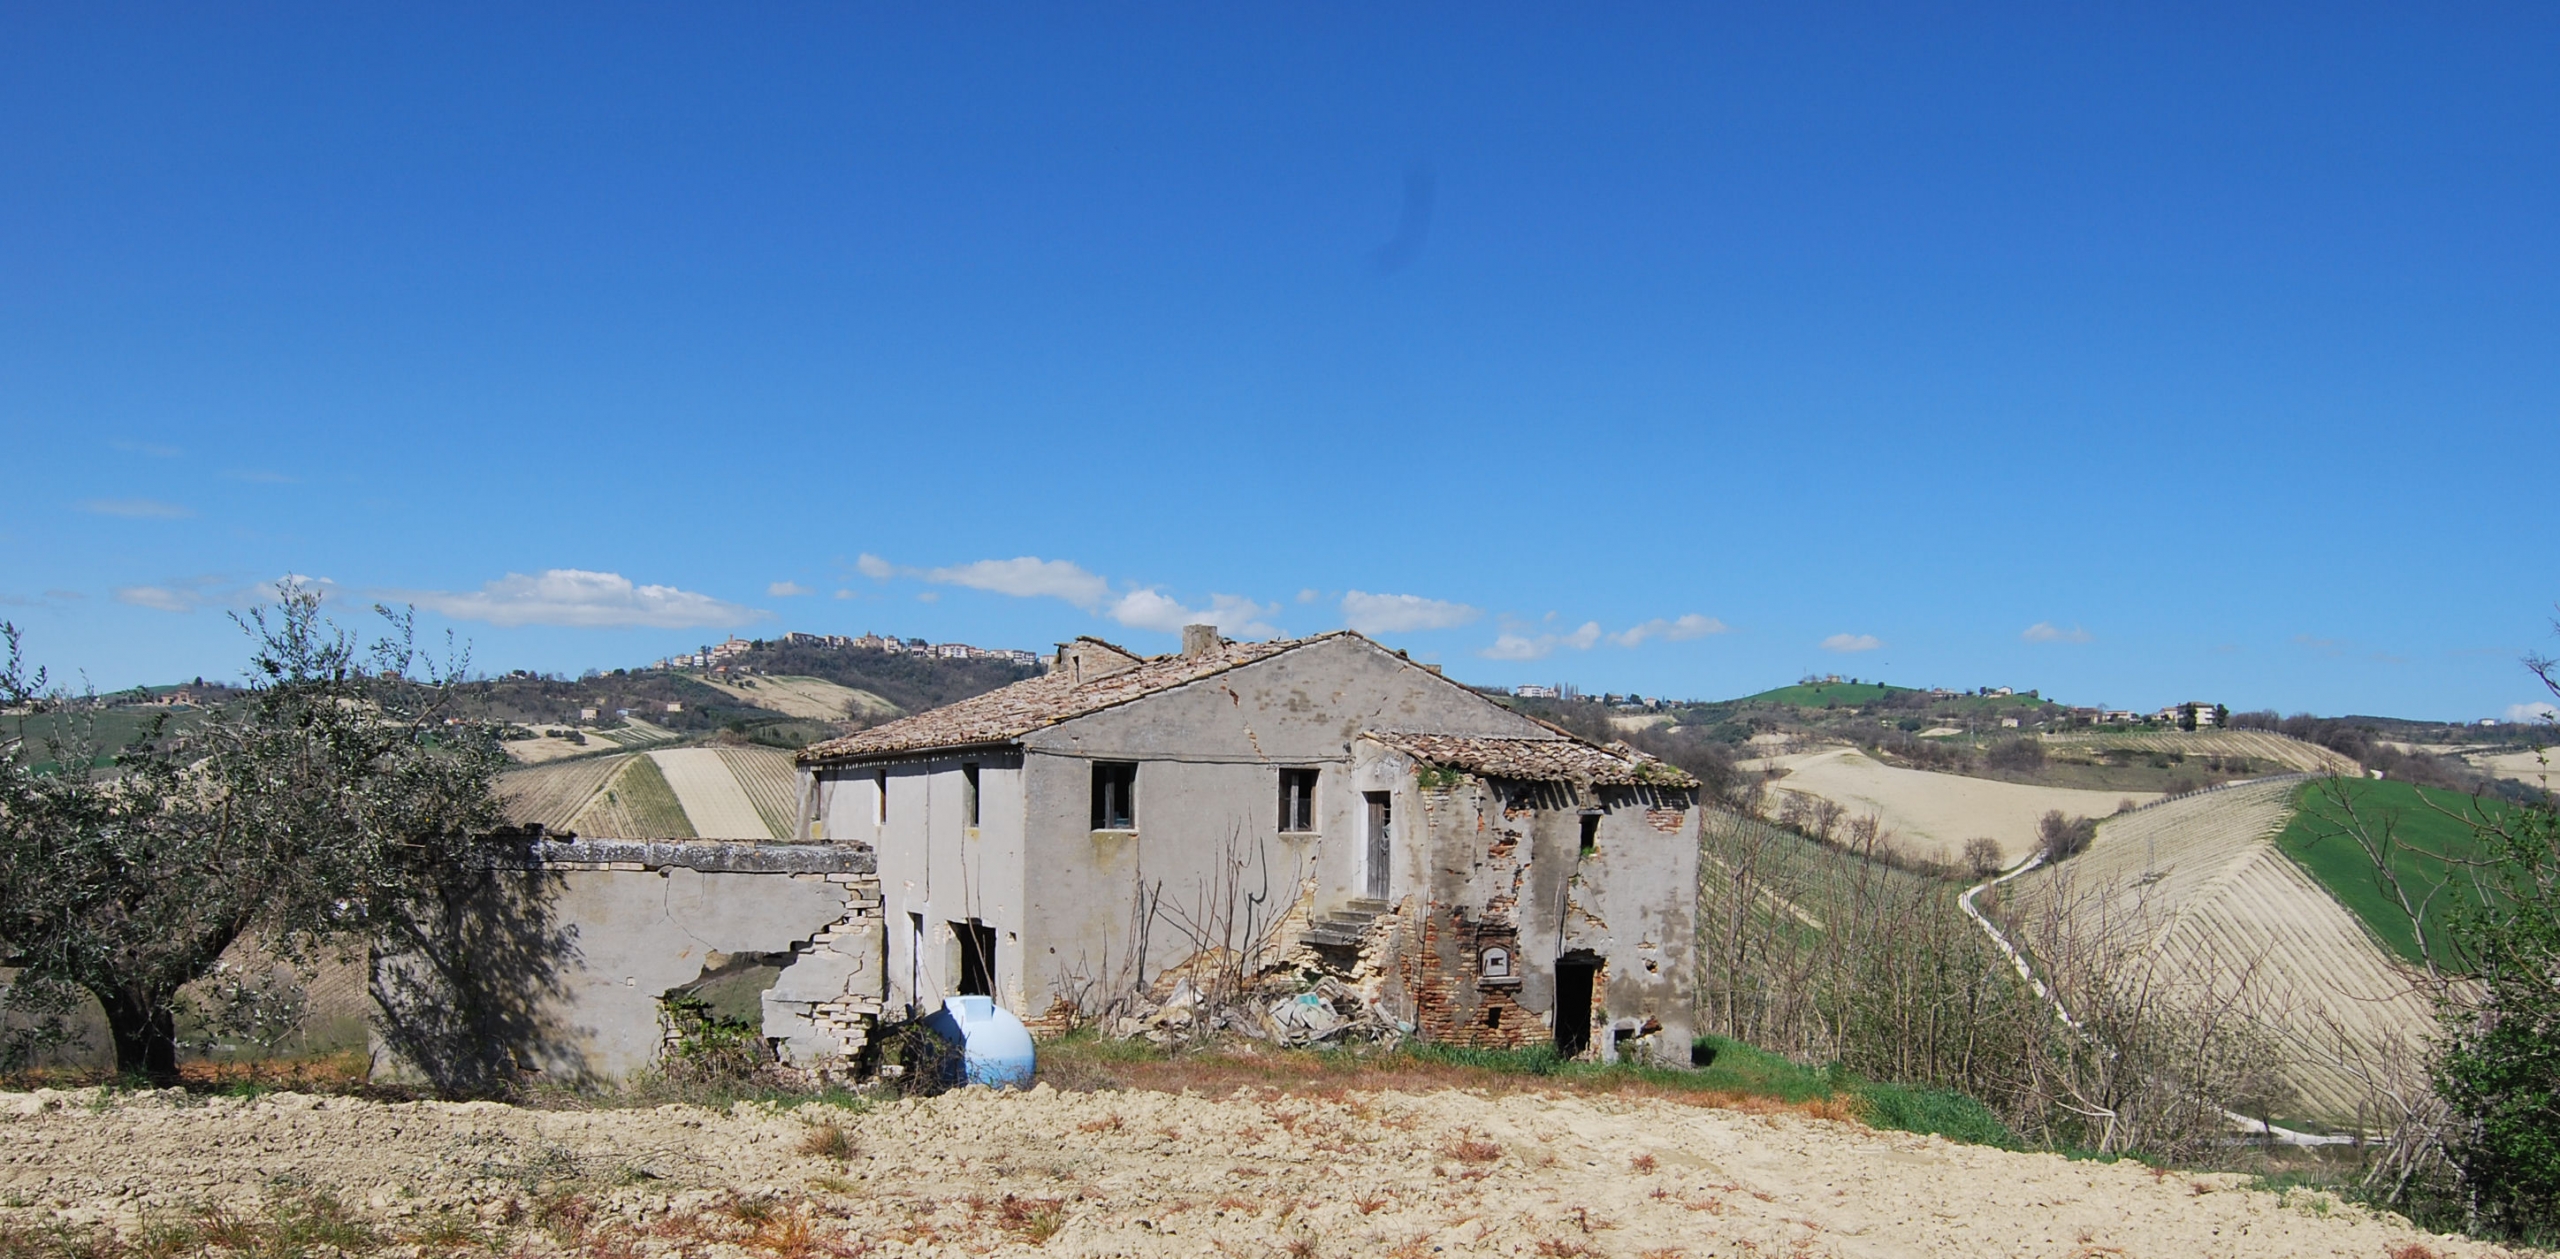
952 919 997 997
1091 761 1137 830
1578 810 1601 855
875 769 888 825
1363 791 1392 900
1278 768 1317 833
962 763 981 829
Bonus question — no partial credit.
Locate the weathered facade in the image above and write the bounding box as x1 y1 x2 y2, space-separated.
794 629 1700 1065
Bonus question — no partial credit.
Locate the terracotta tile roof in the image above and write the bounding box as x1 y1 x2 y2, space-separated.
795 635 1334 765
1362 731 1699 789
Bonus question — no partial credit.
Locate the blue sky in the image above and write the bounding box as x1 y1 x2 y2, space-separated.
3 4 2555 720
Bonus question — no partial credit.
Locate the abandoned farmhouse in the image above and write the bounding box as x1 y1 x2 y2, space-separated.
445 627 1702 1083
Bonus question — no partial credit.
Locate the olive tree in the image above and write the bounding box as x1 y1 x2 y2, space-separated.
0 586 517 1083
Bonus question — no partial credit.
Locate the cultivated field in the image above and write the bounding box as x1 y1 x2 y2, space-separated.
0 1085 2503 1259
699 674 901 724
495 747 803 840
2002 778 2438 1126
1743 746 2159 864
2465 746 2559 789
2044 730 2360 776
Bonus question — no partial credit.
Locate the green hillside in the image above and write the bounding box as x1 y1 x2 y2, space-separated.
1737 680 1907 707
2274 778 2509 967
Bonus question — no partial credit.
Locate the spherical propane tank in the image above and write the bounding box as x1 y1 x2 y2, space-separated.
921 995 1036 1089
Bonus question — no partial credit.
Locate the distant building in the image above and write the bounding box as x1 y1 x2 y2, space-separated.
664 702 683 714
2102 710 2139 725
1514 685 1561 699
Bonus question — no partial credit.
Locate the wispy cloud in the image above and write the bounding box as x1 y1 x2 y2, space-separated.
1481 622 1602 661
391 570 764 629
876 552 1283 636
223 469 299 484
1111 590 1280 636
2506 701 2556 723
1342 591 1481 634
925 557 1114 608
2022 622 2092 644
1610 614 1727 647
118 587 203 613
111 440 182 458
114 575 232 614
768 581 813 597
82 498 193 519
1821 633 1883 653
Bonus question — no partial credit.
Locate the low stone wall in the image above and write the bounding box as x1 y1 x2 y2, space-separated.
528 839 886 1081
372 839 887 1086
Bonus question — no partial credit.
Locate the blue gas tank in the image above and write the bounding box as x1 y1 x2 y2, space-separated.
922 995 1036 1089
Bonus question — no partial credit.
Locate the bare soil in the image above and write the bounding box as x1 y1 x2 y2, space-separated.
0 1084 2514 1258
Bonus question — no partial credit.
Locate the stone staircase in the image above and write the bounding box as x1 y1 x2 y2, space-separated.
1301 898 1390 949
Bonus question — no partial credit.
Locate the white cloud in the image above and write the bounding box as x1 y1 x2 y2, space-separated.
855 553 895 580
394 570 764 629
1110 590 1280 637
2508 701 2559 723
768 581 813 597
82 498 192 519
924 557 1113 609
1297 588 1320 605
1480 621 1602 661
834 589 853 600
116 585 205 613
1341 591 1482 634
2022 622 2093 644
1610 614 1728 648
113 574 250 613
1821 633 1883 653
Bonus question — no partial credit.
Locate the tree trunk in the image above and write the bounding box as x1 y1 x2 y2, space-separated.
97 986 179 1083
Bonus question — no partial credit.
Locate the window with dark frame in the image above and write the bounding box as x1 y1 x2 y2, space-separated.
962 762 981 829
1278 768 1318 833
1091 761 1137 830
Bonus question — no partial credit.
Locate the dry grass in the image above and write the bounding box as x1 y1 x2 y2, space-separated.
1441 1137 1503 1164
1031 1036 1877 1132
797 1120 857 1162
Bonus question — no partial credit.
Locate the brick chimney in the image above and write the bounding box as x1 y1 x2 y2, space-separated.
1181 624 1220 658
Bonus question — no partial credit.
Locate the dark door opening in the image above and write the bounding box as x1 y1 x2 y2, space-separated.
1553 958 1597 1058
1363 791 1392 900
953 919 997 997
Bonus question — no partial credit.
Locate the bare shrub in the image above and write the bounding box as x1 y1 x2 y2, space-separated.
1962 838 2005 880
2039 811 2097 862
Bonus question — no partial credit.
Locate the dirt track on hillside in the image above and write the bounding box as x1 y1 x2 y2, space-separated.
0 1085 2515 1258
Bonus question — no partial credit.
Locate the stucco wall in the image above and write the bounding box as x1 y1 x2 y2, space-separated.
370 839 885 1086
810 752 1026 1020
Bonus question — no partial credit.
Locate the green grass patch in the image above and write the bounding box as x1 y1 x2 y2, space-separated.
1852 1079 2017 1148
2275 778 2509 967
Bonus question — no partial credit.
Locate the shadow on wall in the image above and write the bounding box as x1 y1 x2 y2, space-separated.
369 843 581 1097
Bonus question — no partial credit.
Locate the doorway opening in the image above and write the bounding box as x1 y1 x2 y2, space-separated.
952 919 997 997
1363 791 1392 900
1553 957 1598 1058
